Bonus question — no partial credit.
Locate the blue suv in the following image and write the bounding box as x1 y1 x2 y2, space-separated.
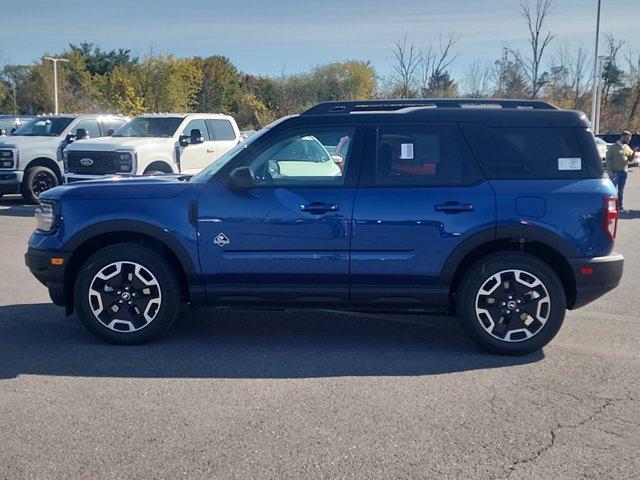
25 99 624 354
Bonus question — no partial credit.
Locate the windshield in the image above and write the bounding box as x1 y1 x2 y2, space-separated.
190 128 269 183
113 117 184 138
12 117 74 137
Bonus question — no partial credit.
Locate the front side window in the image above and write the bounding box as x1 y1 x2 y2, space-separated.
374 124 471 186
206 119 236 141
249 128 355 186
12 117 74 137
181 119 210 141
112 117 184 138
73 119 101 139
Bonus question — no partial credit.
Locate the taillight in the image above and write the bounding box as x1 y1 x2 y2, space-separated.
604 195 618 241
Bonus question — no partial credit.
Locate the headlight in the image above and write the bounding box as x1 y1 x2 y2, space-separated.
34 201 59 234
0 149 14 168
116 151 134 172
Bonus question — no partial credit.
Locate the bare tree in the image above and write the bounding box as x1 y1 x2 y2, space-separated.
391 33 421 98
601 34 625 100
461 60 494 97
418 33 460 97
509 0 555 98
624 51 640 123
547 43 590 108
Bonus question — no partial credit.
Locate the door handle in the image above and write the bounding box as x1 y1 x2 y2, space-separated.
435 202 475 213
300 202 339 214
206 147 216 153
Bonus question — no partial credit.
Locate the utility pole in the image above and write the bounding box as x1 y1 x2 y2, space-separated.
44 57 69 115
590 0 602 131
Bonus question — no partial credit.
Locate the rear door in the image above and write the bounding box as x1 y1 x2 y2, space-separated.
206 118 239 160
350 122 496 307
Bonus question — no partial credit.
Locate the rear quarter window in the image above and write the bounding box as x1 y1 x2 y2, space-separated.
461 125 603 179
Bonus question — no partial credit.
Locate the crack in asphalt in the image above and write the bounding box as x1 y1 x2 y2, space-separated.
497 391 633 480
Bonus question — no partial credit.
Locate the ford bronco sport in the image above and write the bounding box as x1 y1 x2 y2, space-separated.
25 99 624 355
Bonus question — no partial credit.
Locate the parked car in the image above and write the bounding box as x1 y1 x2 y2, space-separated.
0 115 35 136
63 113 240 182
0 114 128 202
594 136 608 162
26 99 623 355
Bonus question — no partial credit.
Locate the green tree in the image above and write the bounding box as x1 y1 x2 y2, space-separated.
194 55 241 114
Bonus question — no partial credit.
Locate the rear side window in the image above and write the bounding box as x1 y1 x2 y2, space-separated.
372 124 483 186
206 119 236 141
462 125 603 179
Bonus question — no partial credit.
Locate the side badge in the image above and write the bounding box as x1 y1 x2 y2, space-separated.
214 233 230 247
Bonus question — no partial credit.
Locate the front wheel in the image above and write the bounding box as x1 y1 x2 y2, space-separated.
456 252 566 355
74 243 181 345
22 166 59 204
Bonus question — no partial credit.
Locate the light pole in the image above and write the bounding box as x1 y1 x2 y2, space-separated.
590 0 602 132
44 57 69 115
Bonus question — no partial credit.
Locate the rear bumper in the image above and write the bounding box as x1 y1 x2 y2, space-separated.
25 247 71 306
568 253 624 309
0 171 23 194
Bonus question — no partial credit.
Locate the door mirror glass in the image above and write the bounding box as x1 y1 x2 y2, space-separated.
75 128 89 140
227 166 256 190
10 127 16 135
190 128 204 145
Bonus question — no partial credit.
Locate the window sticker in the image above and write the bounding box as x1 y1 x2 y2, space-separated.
558 157 582 170
400 143 414 160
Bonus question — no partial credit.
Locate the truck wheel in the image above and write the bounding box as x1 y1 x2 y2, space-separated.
74 243 181 345
455 252 566 355
22 166 59 204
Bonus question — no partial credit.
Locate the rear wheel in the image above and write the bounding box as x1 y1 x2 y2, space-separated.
456 252 566 355
74 243 181 345
22 166 59 204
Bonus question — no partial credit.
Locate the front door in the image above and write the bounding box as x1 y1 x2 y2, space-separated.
179 119 218 174
197 125 364 305
350 123 495 307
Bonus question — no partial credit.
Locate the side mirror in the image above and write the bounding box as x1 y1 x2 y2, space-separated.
227 166 256 190
65 133 75 143
10 127 16 135
331 155 343 164
106 128 115 136
190 129 204 145
0 128 5 136
75 128 89 140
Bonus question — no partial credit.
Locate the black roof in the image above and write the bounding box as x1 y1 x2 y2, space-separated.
296 99 590 128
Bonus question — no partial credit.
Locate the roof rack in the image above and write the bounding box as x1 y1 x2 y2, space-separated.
302 98 559 115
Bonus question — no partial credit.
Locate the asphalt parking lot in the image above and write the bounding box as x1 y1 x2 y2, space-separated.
1 178 639 480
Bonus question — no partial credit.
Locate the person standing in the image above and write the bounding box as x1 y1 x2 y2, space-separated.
605 131 635 212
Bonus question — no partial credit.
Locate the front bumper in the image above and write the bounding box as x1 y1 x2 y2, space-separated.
569 253 624 309
25 247 71 306
0 170 23 194
63 173 108 184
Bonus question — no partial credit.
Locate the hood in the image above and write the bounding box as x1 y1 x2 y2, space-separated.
0 135 60 149
65 136 175 152
40 174 193 201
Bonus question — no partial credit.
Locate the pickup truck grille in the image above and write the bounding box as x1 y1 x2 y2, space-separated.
66 151 120 175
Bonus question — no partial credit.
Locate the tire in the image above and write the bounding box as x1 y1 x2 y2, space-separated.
455 252 566 355
22 166 59 204
73 243 181 345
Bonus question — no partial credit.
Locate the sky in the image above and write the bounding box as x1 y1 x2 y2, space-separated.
2 0 639 80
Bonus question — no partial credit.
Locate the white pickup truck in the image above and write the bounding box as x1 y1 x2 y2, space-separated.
0 114 128 203
63 113 240 182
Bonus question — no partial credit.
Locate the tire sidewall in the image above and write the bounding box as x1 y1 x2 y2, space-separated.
74 244 180 345
23 166 59 204
456 252 566 355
